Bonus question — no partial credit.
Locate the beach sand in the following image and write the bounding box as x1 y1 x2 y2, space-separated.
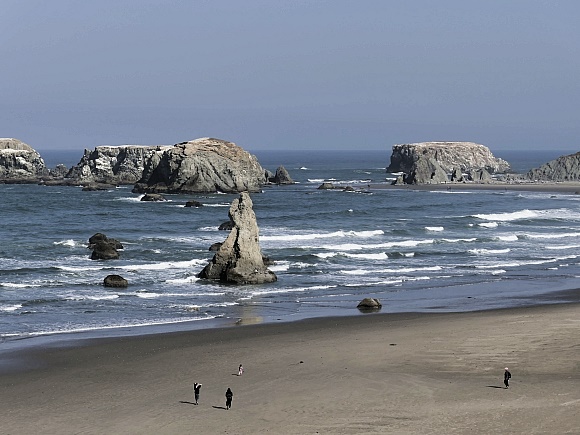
2 304 579 434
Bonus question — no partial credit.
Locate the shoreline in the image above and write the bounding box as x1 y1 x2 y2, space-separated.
369 180 580 193
2 302 579 434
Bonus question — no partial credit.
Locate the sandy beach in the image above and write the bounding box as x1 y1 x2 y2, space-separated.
1 303 579 434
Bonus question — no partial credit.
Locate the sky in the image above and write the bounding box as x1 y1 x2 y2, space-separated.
1 0 579 152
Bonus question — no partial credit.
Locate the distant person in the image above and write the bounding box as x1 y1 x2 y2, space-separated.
193 382 202 405
504 368 511 388
225 387 233 410
238 364 244 376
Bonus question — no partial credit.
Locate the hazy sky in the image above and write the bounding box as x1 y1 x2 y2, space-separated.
1 0 579 152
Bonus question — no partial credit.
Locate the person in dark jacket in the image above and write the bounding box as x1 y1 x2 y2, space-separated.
193 382 202 405
504 367 512 388
225 387 233 410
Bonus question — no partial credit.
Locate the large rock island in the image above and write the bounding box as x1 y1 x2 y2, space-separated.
0 138 48 181
133 138 267 194
387 141 510 185
65 137 268 193
527 152 580 182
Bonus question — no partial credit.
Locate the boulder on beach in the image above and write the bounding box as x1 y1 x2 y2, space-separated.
357 298 382 312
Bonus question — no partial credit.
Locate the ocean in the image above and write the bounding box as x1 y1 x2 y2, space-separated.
2 148 579 349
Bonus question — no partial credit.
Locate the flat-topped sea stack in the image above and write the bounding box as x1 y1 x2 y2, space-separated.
527 152 580 182
0 138 48 181
388 141 510 185
133 138 267 194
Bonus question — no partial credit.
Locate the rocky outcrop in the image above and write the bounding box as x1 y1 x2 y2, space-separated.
527 152 580 182
66 145 169 185
269 166 294 184
133 138 267 194
140 193 166 202
104 275 128 288
198 192 276 284
404 157 448 184
0 138 48 180
387 142 510 176
88 233 123 260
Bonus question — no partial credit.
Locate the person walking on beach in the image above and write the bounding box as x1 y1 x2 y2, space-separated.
504 368 511 388
238 364 244 376
193 382 202 405
225 387 233 410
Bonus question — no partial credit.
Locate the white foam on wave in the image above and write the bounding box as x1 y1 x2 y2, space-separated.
469 248 511 255
203 203 230 207
248 284 337 297
0 282 42 288
66 294 120 301
545 244 580 250
115 196 143 203
268 262 290 272
261 229 384 242
344 252 388 260
2 316 219 339
473 209 538 221
478 222 498 228
425 226 444 232
120 259 207 271
525 232 580 240
0 303 22 312
320 239 434 252
308 178 325 183
474 256 571 269
440 238 477 243
165 276 200 284
491 269 506 275
340 269 371 275
474 208 580 222
54 239 77 247
496 235 519 242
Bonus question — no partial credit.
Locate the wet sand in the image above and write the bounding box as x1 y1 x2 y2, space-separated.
1 303 579 434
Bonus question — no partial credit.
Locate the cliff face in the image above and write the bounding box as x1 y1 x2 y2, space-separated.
0 138 48 180
527 152 580 181
66 145 170 184
66 138 267 193
133 138 267 194
387 142 511 174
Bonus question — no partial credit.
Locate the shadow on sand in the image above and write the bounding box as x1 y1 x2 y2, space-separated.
212 406 228 410
486 385 505 389
179 401 197 405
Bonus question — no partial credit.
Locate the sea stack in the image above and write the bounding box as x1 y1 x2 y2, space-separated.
0 138 48 181
198 192 276 284
387 141 510 184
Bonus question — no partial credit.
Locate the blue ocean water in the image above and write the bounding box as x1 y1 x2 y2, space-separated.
1 148 579 347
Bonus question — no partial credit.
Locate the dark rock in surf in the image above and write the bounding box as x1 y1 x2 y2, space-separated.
88 233 123 260
218 220 234 231
141 193 166 201
318 182 337 190
269 166 294 185
104 274 128 288
185 200 203 207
